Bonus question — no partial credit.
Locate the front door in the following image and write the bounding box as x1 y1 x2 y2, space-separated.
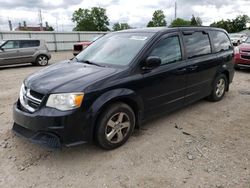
140 33 188 117
0 40 21 65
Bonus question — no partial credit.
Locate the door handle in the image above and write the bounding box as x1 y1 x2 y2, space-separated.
175 67 187 74
187 65 198 71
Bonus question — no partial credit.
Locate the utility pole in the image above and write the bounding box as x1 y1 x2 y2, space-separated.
38 9 43 31
8 20 12 31
56 17 58 32
175 1 177 20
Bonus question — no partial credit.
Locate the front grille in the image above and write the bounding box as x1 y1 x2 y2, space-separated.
241 55 250 60
30 90 44 100
20 86 44 113
241 50 250 53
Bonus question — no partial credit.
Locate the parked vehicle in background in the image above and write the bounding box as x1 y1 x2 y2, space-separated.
73 35 104 56
229 33 248 46
0 39 51 66
13 27 234 150
234 37 250 69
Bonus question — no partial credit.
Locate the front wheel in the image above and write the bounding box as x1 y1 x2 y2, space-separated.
207 74 228 102
95 103 135 150
35 55 48 66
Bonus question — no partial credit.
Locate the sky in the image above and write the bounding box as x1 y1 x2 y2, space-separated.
0 0 249 31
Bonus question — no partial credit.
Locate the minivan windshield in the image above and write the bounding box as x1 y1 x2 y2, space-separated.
76 32 154 66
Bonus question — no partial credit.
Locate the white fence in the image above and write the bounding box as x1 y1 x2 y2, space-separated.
0 31 107 51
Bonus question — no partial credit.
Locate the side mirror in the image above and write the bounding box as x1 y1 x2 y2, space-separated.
143 56 161 70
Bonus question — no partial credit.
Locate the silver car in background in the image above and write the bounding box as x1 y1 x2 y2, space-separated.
0 39 51 66
229 33 248 46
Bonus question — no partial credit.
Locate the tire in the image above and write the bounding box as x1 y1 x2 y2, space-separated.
95 103 135 150
234 64 240 70
207 74 228 102
35 55 48 66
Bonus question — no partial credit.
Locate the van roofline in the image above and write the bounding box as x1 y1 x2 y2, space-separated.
115 26 227 34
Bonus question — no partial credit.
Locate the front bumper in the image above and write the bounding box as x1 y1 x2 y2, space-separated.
234 54 250 68
12 101 93 147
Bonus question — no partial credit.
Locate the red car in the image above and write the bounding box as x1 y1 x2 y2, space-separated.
73 35 104 56
73 41 92 56
234 37 250 69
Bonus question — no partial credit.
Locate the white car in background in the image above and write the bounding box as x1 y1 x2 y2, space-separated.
229 33 248 46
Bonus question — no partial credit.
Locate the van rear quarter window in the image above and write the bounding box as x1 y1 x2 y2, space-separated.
210 31 232 52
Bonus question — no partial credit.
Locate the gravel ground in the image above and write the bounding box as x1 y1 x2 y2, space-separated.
0 51 249 188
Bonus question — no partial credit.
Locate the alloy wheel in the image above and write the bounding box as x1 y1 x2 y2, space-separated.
105 112 131 144
38 56 48 66
215 78 225 98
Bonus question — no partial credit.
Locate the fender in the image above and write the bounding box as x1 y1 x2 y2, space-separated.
213 64 231 91
87 88 144 140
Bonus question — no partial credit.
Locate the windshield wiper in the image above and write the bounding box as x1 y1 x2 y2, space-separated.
81 59 104 67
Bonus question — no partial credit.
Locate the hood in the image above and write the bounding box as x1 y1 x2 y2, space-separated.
239 43 250 50
24 61 120 94
74 41 92 45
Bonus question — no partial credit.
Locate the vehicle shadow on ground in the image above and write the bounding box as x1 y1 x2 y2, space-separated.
53 99 208 153
235 68 250 73
0 63 54 70
10 98 214 168
0 63 34 70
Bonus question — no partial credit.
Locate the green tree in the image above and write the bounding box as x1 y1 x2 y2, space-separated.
113 22 131 31
147 10 167 27
210 15 249 33
72 7 109 31
46 26 54 31
190 15 202 26
190 15 198 26
171 18 191 27
196 17 203 26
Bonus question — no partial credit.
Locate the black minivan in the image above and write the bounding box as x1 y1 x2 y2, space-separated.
13 27 234 149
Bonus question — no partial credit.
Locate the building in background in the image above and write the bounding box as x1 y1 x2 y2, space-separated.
15 21 54 31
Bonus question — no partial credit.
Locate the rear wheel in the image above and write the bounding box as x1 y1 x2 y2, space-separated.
95 103 135 150
208 74 228 102
35 55 48 66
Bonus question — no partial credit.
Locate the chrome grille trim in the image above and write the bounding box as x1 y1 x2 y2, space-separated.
19 84 43 113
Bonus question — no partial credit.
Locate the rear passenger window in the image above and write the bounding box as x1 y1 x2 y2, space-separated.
20 40 40 48
149 36 182 65
211 31 232 52
184 32 211 59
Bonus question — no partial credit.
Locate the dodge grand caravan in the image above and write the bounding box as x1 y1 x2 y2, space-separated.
13 27 235 150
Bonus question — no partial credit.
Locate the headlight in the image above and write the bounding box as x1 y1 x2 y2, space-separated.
46 92 84 111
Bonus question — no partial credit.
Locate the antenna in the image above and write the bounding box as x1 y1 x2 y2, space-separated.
8 20 12 31
174 1 177 20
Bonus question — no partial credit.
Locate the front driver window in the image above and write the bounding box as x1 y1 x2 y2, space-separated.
2 41 19 49
149 36 182 65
